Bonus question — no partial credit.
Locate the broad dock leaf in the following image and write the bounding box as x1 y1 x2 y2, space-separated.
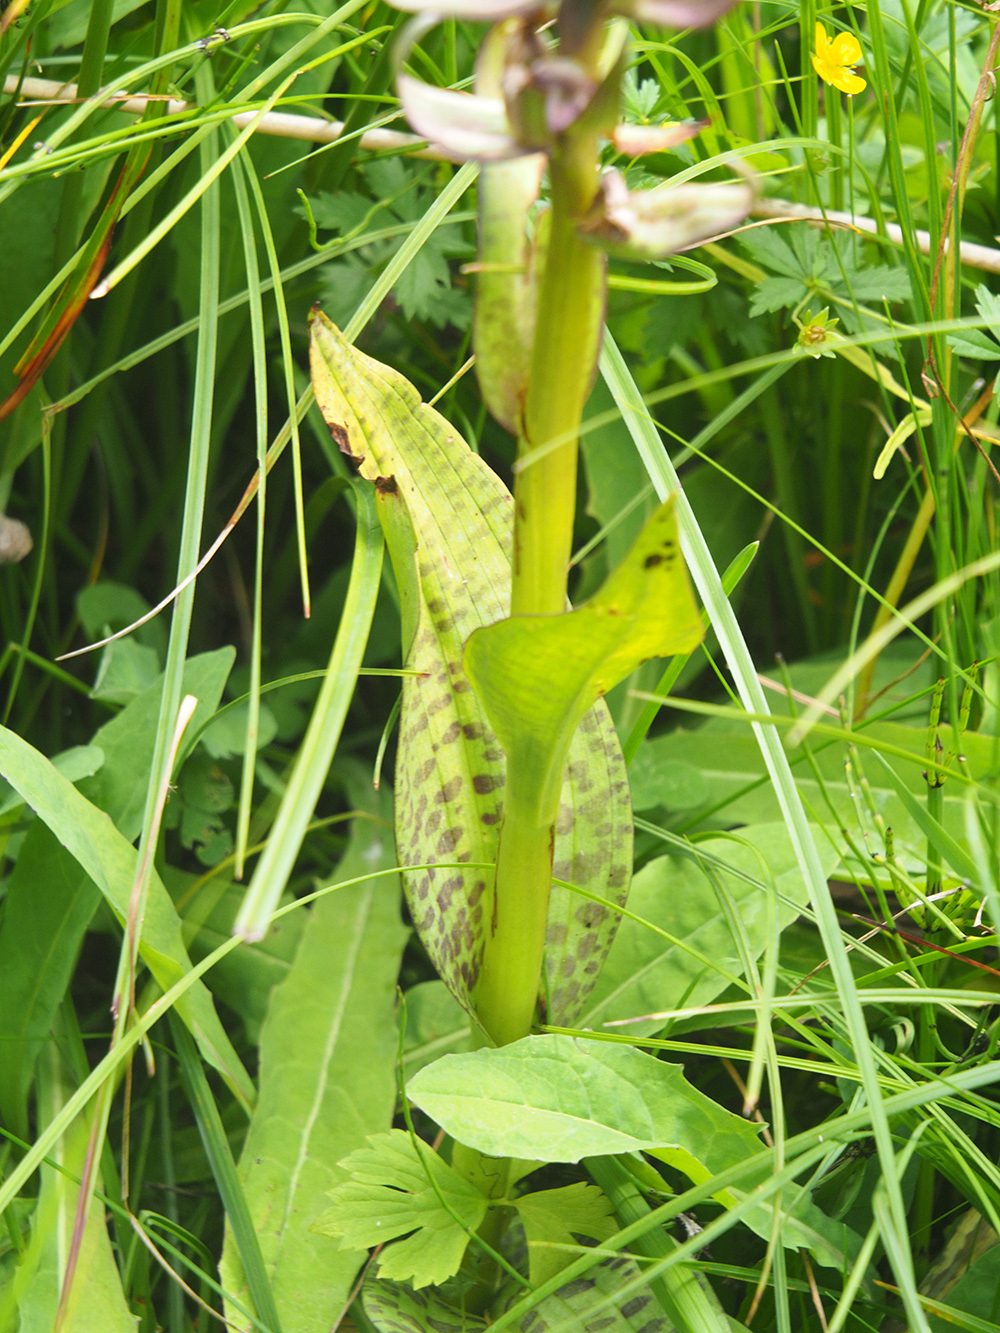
580 821 839 1035
407 1033 763 1163
220 766 407 1333
310 310 633 1026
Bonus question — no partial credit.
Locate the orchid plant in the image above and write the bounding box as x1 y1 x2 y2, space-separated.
386 0 754 1054
304 0 761 1328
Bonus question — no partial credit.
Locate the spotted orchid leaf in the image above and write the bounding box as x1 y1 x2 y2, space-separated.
309 311 633 1028
362 1255 671 1332
579 169 753 258
464 500 703 828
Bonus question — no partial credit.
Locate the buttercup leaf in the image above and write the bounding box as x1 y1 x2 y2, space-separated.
310 311 633 1027
514 1182 616 1286
314 1130 487 1288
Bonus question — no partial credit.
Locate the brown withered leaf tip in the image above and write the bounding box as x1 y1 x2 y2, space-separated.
374 475 399 495
328 420 364 470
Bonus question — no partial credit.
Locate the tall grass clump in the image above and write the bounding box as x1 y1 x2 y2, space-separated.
0 0 999 1330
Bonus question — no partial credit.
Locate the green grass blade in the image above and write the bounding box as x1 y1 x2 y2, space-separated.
599 328 930 1331
228 149 268 882
233 482 384 941
169 1015 282 1333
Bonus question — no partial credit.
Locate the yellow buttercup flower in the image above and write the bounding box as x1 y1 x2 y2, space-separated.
812 22 867 95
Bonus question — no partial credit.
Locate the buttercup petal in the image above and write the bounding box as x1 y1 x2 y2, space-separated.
833 67 866 95
830 31 863 64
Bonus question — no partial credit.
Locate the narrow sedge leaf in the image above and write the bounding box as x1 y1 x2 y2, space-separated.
0 723 254 1110
314 1130 487 1288
580 170 753 259
407 1034 763 1162
464 500 703 820
870 751 979 883
309 311 632 1026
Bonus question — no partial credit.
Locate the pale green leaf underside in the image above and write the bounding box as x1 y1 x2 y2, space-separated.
310 311 632 1026
407 1034 763 1163
314 1130 487 1288
465 499 703 815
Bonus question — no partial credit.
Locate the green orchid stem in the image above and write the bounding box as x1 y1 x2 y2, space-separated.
474 790 556 1048
475 137 605 1056
512 153 606 619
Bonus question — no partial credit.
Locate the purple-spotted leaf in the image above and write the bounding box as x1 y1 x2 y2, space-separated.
579 169 753 258
362 1255 671 1332
463 500 703 826
310 311 632 1028
363 1277 488 1333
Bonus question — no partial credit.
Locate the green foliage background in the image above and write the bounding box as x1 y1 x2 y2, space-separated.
1 0 1000 1329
